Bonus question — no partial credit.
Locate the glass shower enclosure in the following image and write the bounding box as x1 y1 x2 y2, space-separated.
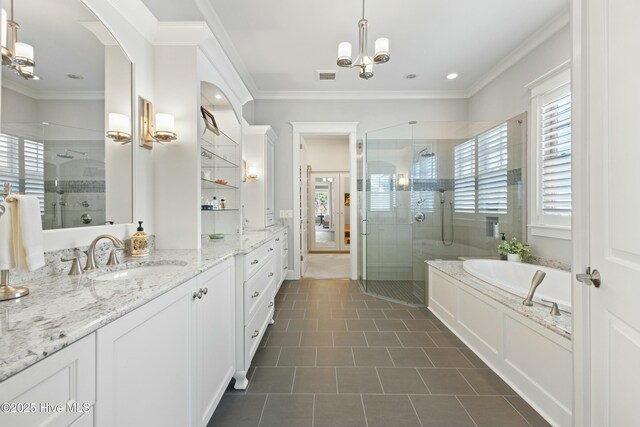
358 118 527 305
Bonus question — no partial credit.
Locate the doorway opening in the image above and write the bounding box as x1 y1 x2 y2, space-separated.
302 135 350 279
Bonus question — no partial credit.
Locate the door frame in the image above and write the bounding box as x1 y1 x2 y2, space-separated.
571 1 590 425
290 122 359 280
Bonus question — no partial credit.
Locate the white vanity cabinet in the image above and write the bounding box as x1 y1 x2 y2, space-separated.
0 334 96 427
95 258 235 427
233 239 277 389
275 228 289 292
244 126 277 228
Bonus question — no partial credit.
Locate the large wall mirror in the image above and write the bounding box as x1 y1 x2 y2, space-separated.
0 0 133 230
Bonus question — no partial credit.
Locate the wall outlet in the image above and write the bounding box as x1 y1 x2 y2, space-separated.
280 210 293 218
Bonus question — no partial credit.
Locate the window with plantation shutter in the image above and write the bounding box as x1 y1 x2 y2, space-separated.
369 173 395 212
0 133 20 196
412 149 436 212
477 123 508 214
529 67 571 239
540 91 571 216
0 133 45 214
23 139 45 214
454 139 476 213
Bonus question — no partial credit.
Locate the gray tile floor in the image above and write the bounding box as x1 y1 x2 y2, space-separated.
209 279 551 427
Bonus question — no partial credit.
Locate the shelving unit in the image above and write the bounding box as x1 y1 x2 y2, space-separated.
199 82 242 236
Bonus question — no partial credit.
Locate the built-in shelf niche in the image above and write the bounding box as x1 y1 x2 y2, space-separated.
199 81 241 236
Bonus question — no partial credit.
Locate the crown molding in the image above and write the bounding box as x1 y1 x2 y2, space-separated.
153 22 212 45
466 10 570 98
255 90 470 101
193 0 259 96
102 0 158 43
3 80 104 100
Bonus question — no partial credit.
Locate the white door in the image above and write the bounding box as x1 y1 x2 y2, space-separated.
583 1 640 425
300 142 308 275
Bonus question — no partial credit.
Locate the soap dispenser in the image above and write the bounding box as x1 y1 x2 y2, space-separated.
131 221 150 257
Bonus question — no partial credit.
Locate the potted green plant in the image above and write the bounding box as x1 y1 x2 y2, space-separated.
498 237 531 262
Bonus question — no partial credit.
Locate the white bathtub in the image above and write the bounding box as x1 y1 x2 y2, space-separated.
462 259 572 312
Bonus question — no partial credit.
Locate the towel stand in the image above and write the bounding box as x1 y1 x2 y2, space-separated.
0 182 31 301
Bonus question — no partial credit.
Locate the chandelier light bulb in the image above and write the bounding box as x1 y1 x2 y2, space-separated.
374 37 389 63
337 42 352 67
14 42 34 66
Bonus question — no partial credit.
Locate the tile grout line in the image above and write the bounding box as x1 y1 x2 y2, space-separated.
415 367 433 394
374 367 385 394
455 395 480 427
311 394 316 427
360 394 370 427
503 396 535 427
456 368 480 395
407 394 425 427
291 366 297 393
256 394 269 427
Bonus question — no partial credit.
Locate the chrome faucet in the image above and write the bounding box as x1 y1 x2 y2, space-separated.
522 270 546 306
84 235 124 272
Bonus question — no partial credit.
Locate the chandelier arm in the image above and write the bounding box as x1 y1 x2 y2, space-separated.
362 0 365 20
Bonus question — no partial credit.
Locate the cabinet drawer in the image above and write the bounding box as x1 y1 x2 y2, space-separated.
244 296 274 367
0 334 96 427
245 257 276 324
244 240 276 278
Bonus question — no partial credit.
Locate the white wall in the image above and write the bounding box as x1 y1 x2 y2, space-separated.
305 136 349 172
468 25 572 264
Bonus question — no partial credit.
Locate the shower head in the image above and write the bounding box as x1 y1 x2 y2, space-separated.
57 149 87 159
418 147 435 158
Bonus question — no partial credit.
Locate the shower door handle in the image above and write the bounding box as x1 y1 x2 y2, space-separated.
361 219 369 235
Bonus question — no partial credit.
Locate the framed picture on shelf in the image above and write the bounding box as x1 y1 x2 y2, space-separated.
200 106 220 135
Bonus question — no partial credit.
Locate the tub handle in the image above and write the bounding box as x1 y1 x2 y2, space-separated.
541 299 562 316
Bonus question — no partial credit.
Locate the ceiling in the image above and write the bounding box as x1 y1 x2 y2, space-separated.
143 0 569 98
2 0 129 96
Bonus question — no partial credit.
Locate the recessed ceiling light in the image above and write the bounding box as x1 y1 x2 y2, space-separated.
446 72 459 80
66 73 84 80
403 73 418 80
215 94 222 100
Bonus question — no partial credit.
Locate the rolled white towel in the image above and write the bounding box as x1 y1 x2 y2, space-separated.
0 202 15 270
7 195 45 271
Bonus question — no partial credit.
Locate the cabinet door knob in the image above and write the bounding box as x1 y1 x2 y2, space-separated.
276 238 280 242
251 330 260 338
268 272 274 277
251 259 259 265
252 291 260 298
202 287 208 295
192 292 198 300
268 301 274 307
284 248 288 251
268 248 274 252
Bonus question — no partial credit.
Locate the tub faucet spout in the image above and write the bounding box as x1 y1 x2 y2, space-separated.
522 270 546 306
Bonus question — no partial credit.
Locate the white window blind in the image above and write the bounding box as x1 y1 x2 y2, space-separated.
454 139 476 213
369 173 394 212
0 133 20 196
540 91 571 216
23 139 45 214
412 151 436 212
477 123 508 214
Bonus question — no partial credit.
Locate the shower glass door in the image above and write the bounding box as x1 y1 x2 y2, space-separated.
361 119 527 305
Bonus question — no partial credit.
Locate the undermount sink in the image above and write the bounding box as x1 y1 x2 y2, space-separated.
90 261 188 281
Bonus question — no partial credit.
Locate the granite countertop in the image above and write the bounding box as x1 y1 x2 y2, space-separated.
427 261 572 340
0 226 286 382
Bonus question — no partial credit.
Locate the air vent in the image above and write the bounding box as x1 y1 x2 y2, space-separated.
317 70 337 81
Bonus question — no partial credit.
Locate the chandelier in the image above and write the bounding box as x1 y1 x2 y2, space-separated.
336 0 389 80
1 0 39 80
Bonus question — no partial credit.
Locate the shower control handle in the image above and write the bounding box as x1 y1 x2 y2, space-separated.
414 212 425 223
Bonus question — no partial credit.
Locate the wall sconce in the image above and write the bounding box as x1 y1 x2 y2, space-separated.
397 174 408 188
140 97 177 149
106 113 131 144
247 166 259 179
